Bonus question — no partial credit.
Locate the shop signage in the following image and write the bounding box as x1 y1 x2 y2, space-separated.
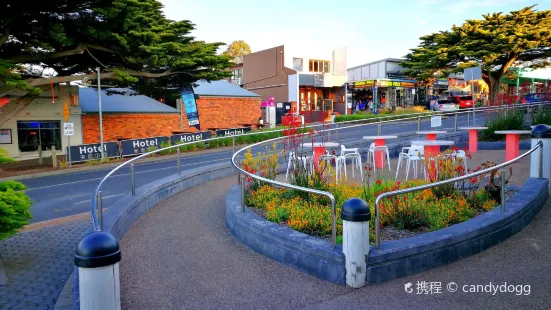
387 73 410 79
435 79 449 86
353 80 376 88
313 74 324 87
120 136 168 156
170 131 212 144
377 80 415 88
181 84 199 127
215 127 252 137
0 129 12 144
66 142 118 163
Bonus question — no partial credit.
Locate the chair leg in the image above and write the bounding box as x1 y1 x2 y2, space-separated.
358 156 363 181
395 156 402 180
386 150 391 172
405 159 411 181
286 157 293 180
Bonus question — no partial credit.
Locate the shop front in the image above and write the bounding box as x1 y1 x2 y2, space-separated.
350 79 416 112
298 73 345 122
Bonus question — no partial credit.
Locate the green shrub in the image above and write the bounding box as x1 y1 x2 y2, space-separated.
531 109 551 126
480 111 526 141
334 111 431 123
0 148 15 164
158 141 175 155
0 181 33 240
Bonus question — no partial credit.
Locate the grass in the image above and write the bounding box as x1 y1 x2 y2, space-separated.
531 109 551 126
335 111 433 123
480 111 527 141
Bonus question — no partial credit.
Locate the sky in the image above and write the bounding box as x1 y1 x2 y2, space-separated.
160 0 551 68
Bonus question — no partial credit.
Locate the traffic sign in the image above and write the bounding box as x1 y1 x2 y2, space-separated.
64 123 74 136
63 101 71 122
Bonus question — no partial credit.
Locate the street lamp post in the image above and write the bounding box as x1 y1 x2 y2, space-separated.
97 67 104 161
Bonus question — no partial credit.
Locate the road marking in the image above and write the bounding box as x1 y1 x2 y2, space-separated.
25 158 229 191
72 193 125 205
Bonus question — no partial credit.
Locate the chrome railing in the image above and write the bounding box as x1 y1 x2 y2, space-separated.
374 141 544 249
89 101 550 233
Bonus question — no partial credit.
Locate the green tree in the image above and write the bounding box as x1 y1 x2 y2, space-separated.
223 40 251 64
0 0 232 120
0 180 33 240
402 6 551 103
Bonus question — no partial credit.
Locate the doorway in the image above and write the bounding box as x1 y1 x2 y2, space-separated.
17 121 62 152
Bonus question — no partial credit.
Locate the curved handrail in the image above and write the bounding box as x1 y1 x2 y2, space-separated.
374 141 544 249
89 100 550 232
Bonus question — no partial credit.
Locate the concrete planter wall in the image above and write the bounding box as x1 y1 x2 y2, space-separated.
225 178 548 286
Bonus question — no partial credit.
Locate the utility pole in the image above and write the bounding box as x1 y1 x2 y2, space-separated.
97 67 104 161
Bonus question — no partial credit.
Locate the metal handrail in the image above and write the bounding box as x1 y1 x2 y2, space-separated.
89 100 550 232
230 134 338 247
374 141 544 249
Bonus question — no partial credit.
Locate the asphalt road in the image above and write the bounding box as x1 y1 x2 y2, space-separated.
22 113 487 223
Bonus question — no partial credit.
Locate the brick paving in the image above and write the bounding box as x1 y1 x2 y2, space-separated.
0 220 89 310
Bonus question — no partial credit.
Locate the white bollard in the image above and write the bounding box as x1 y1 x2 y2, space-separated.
530 124 551 183
75 231 121 310
341 198 371 288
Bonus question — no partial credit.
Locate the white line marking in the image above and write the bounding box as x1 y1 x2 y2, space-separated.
26 158 228 191
73 193 125 205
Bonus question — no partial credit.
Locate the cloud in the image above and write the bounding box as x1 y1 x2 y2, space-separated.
420 19 428 25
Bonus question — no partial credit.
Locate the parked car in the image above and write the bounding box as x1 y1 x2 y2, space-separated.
432 99 458 112
450 95 474 108
519 93 547 104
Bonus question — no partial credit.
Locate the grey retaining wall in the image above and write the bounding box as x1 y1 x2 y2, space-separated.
226 177 549 286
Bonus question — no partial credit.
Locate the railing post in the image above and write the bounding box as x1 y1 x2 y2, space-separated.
375 201 381 249
500 169 506 212
177 147 181 174
539 143 544 179
336 123 339 142
130 163 135 196
232 135 235 155
530 125 551 185
377 119 381 136
240 174 245 212
467 112 470 126
341 198 370 288
75 231 121 310
96 191 103 231
454 113 458 132
331 198 336 248
417 117 421 134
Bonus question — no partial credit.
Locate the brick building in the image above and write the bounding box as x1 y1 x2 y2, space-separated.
80 80 261 144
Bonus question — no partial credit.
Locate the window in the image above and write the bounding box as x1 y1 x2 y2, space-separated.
308 60 330 73
293 58 303 72
17 121 61 152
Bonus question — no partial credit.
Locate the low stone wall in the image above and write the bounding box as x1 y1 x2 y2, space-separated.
225 177 548 286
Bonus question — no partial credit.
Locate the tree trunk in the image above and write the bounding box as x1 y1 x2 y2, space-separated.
0 85 50 127
488 75 501 106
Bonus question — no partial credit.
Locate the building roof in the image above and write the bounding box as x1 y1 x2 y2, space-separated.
193 80 259 97
78 87 179 113
347 58 405 71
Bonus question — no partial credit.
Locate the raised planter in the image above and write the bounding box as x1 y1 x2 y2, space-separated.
225 177 548 285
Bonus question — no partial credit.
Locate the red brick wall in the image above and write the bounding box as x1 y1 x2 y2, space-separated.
195 96 260 129
82 96 260 143
82 113 182 143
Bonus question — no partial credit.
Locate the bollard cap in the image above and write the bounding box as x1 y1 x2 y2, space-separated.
341 198 371 222
75 231 121 268
531 124 551 139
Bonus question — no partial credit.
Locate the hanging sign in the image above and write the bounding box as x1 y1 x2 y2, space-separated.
181 84 199 127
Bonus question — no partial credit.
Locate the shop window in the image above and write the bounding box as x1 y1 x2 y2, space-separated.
293 58 303 72
308 60 330 73
17 120 61 152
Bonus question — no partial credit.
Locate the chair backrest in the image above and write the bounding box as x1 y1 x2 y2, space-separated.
408 145 424 156
456 150 466 157
369 142 375 150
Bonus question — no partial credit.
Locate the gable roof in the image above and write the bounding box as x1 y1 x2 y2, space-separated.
193 80 259 97
78 87 179 113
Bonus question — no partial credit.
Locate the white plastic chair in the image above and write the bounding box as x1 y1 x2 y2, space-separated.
285 151 309 179
395 145 424 180
319 152 345 184
367 143 391 172
340 145 363 181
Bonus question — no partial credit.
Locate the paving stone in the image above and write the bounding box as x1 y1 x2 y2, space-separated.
0 220 89 310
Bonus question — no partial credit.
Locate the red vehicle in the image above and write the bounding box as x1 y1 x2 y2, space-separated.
450 95 474 108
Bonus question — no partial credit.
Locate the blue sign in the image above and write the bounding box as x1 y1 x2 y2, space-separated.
181 85 199 127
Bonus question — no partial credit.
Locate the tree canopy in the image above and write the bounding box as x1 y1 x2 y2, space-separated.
402 5 551 101
0 0 232 110
222 40 251 64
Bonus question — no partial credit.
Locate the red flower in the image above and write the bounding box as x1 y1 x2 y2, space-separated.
452 146 458 152
376 179 382 185
456 165 464 173
396 181 401 186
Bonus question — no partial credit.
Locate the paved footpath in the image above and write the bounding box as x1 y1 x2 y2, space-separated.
120 176 551 310
0 221 89 310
